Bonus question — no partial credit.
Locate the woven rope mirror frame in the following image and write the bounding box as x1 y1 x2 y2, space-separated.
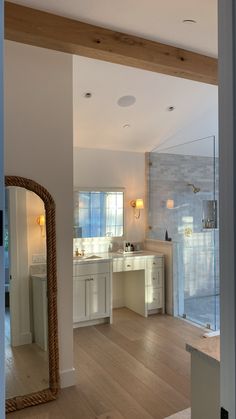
5 176 59 413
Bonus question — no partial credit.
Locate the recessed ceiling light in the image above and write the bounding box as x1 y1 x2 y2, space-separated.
117 95 136 107
123 124 131 129
182 19 197 24
83 92 92 98
167 106 175 112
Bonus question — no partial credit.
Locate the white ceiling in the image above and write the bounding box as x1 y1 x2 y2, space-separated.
8 0 217 56
8 0 218 154
73 56 218 153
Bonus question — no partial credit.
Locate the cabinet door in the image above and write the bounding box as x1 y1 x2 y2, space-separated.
89 274 110 320
73 277 89 322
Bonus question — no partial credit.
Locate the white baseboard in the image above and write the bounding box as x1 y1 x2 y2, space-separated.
59 367 76 388
73 317 109 328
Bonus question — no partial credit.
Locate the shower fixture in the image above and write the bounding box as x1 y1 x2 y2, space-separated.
187 183 201 194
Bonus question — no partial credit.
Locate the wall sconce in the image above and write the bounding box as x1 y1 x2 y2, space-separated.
166 199 174 209
36 214 46 237
130 198 144 219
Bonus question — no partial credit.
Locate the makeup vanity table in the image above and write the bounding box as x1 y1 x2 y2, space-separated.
73 251 165 327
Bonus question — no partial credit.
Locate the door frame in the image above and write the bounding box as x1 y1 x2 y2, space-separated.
218 0 236 415
0 1 5 418
3 1 236 416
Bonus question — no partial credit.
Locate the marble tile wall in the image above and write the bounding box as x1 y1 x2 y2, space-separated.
148 152 219 305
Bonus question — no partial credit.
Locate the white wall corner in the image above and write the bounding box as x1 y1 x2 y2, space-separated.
60 368 76 388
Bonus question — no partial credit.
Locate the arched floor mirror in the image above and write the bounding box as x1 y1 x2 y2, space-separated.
5 176 59 413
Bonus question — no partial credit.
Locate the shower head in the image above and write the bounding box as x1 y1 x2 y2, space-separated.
188 183 201 194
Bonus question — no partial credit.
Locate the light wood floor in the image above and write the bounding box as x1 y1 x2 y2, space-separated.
7 308 204 419
5 310 49 399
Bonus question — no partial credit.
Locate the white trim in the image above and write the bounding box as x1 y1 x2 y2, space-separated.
0 2 4 417
73 317 110 328
218 0 236 415
59 368 76 388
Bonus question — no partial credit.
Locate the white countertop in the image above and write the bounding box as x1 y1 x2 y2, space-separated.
73 250 164 264
186 336 220 364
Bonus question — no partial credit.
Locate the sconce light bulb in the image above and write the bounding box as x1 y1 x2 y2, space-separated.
166 199 174 209
37 214 46 237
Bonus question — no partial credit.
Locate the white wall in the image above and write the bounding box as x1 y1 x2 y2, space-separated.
74 147 146 244
26 191 46 266
154 107 218 157
4 41 75 387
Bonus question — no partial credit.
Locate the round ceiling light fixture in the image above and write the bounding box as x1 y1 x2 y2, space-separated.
83 92 92 98
167 106 175 112
117 95 136 107
182 19 197 24
123 124 131 129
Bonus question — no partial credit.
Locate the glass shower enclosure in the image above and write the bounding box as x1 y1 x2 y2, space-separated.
148 136 219 330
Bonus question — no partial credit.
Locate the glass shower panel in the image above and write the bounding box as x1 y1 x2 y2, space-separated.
148 136 219 330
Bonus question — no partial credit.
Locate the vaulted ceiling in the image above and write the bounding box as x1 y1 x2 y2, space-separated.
7 0 217 56
8 0 218 153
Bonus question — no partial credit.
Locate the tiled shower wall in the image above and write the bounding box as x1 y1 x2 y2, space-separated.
148 152 219 318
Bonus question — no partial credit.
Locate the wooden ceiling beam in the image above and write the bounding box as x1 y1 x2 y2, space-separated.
4 2 218 85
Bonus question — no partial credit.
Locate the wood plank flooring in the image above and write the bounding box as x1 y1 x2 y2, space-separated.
5 310 49 399
7 308 204 419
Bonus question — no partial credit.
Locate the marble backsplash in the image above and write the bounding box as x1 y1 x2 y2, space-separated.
73 237 144 255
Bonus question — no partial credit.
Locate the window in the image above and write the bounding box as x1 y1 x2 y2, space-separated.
74 189 124 238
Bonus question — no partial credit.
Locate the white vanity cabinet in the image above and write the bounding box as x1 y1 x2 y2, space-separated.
32 274 48 351
73 277 88 322
73 260 111 326
145 256 165 314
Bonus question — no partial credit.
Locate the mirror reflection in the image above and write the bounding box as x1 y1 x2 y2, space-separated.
5 186 49 399
74 189 124 238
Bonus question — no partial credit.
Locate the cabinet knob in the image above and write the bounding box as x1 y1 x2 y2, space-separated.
127 265 131 267
153 262 156 265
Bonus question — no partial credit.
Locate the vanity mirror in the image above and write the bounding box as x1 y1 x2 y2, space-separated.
74 188 124 238
5 176 59 413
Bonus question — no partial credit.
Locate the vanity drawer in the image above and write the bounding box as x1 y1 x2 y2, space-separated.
147 288 163 310
146 257 163 269
113 257 145 273
146 267 163 288
73 262 110 276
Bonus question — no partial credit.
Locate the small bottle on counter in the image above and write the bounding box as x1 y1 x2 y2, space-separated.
127 242 131 252
125 242 128 252
130 243 134 252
